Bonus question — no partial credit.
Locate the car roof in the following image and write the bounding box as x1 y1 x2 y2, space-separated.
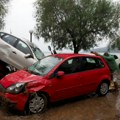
22 38 37 48
52 53 100 59
0 32 37 48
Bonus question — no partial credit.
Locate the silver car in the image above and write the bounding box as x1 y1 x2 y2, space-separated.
0 32 44 70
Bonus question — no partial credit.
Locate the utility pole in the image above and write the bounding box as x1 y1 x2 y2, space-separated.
29 30 33 42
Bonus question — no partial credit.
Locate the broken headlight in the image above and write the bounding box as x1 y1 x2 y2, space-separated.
6 83 26 94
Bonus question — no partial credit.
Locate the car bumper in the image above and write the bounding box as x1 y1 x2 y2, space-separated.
0 92 29 112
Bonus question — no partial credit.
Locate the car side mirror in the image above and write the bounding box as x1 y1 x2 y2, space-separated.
56 71 65 77
25 54 33 59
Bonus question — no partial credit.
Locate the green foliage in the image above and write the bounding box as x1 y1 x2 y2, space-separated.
35 0 120 53
0 0 9 29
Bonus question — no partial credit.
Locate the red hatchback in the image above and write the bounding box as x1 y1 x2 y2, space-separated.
0 53 111 114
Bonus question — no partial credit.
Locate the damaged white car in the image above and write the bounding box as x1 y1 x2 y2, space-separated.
0 32 44 79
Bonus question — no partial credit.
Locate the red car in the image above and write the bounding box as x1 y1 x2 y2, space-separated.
0 53 111 114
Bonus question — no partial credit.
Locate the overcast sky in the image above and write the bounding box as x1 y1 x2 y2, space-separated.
4 0 50 52
4 0 35 38
3 0 119 52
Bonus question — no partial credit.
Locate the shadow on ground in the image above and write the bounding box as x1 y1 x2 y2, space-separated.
0 91 120 120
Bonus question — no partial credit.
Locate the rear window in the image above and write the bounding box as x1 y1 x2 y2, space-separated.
83 57 105 70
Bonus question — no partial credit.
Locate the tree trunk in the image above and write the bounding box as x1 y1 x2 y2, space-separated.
74 48 79 53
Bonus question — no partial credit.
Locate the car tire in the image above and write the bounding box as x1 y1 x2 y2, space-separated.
96 81 109 96
26 93 48 114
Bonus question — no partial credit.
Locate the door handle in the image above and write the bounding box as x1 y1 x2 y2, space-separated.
12 51 16 54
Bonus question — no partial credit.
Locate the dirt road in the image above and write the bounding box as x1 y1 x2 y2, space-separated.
0 91 120 120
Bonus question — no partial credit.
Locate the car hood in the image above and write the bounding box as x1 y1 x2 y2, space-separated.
0 70 46 88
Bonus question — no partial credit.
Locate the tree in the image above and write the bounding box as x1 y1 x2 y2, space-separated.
34 0 120 53
0 0 9 29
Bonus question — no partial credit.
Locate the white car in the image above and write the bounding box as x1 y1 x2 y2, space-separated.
0 32 44 74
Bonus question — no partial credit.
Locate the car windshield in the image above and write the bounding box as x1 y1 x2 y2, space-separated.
31 47 44 60
27 56 63 76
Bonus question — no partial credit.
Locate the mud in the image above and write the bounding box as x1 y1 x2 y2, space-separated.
0 91 120 120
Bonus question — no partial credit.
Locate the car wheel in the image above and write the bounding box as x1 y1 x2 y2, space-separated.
97 81 109 96
27 93 48 114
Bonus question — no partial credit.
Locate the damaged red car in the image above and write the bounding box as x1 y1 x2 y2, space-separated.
0 53 111 114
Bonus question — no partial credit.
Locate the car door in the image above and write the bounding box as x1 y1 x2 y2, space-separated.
13 40 36 69
0 33 19 67
51 57 83 101
0 33 36 69
77 57 105 94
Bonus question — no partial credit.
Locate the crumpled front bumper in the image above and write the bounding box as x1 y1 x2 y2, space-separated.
0 84 29 112
0 92 16 109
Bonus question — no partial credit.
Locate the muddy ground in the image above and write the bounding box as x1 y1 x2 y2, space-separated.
0 91 120 120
